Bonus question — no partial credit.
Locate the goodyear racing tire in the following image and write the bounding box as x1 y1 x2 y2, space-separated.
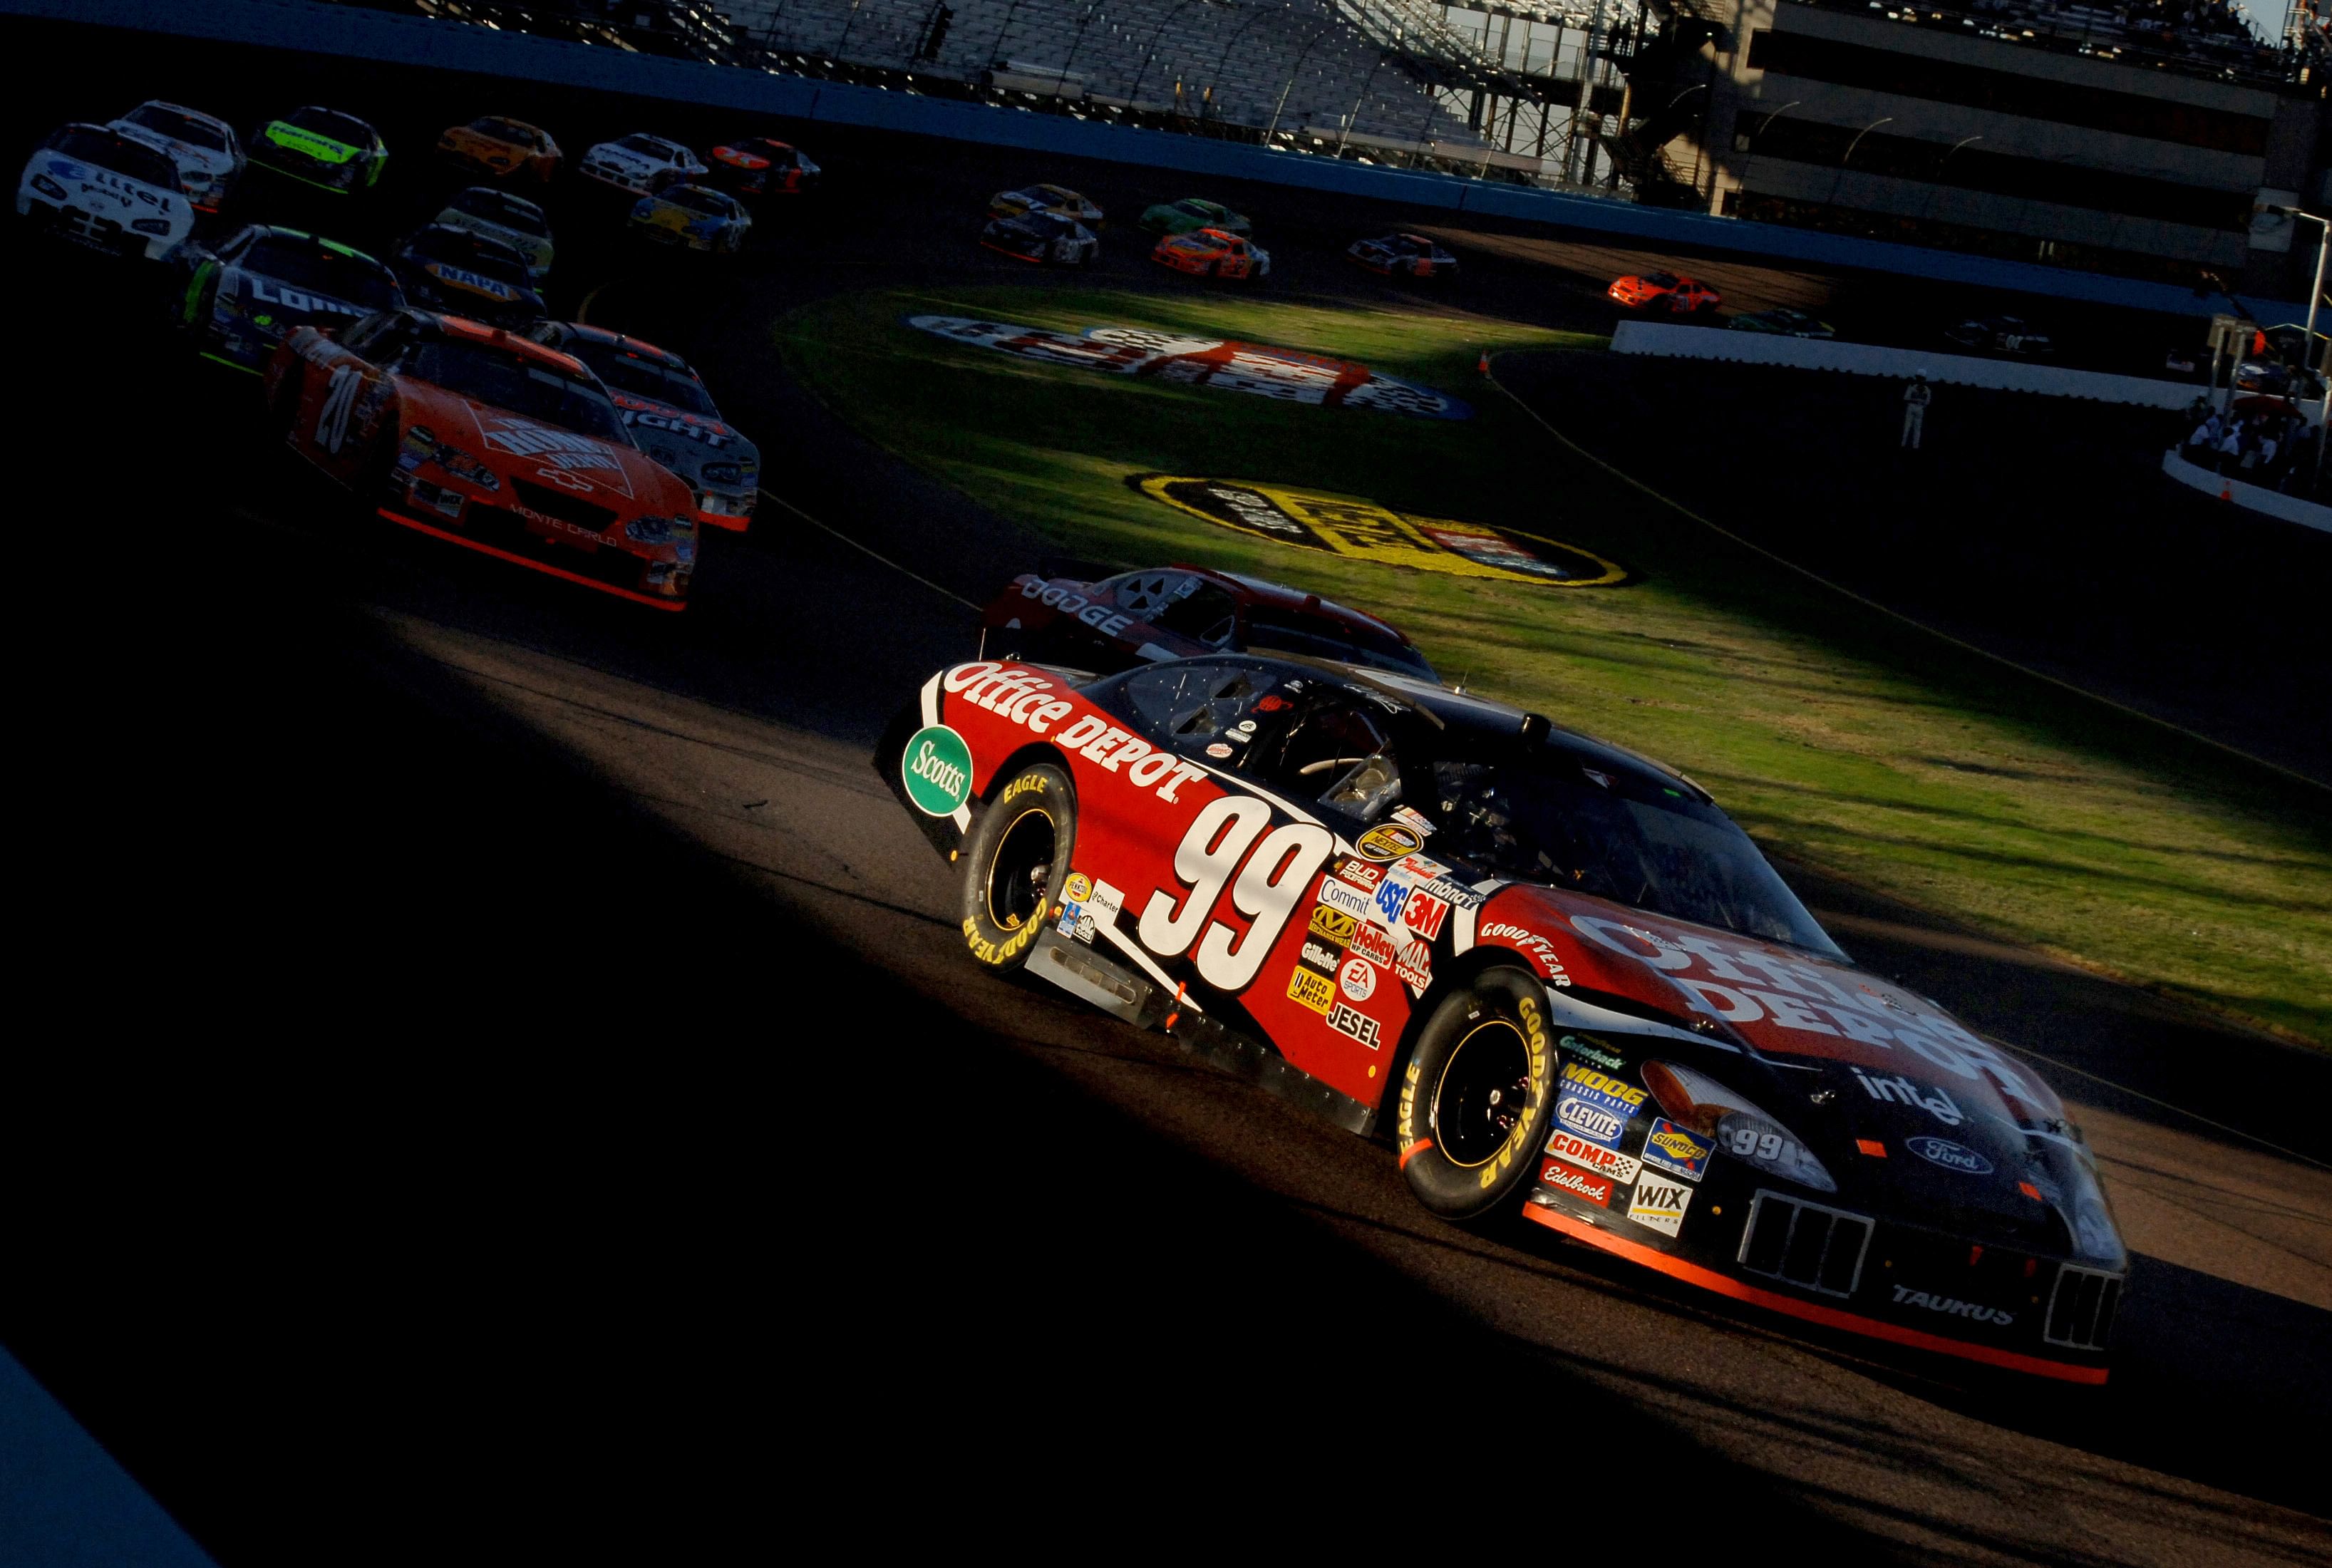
958 763 1075 974
1394 967 1556 1222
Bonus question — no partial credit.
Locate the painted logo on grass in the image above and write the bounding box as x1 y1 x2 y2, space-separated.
1133 475 1627 587
902 725 974 815
904 314 1472 419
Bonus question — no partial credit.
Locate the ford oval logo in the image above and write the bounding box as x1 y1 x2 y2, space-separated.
1906 1136 1993 1175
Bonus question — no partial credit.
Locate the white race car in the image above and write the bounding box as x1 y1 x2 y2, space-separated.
577 133 706 195
16 122 193 260
433 185 554 280
105 100 242 212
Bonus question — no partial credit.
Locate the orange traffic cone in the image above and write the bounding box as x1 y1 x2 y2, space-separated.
1477 351 1490 373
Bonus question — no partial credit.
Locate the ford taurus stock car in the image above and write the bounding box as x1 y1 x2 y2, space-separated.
880 654 2127 1383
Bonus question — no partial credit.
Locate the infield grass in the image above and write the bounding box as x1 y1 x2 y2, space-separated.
777 284 2332 1048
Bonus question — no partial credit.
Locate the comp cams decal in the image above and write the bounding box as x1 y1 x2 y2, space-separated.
1544 1129 1641 1185
1135 476 1629 587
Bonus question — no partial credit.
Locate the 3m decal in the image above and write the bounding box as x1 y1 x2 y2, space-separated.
1317 878 1373 920
1137 797 1336 991
1309 905 1360 944
902 726 974 816
1537 1157 1612 1207
1326 1001 1382 1049
1890 1285 2014 1327
1355 823 1423 862
1556 1094 1629 1150
1338 956 1377 1001
1639 1118 1713 1182
1557 1033 1624 1071
1852 1068 1966 1128
1626 1175 1695 1237
1905 1136 1995 1176
1133 476 1629 587
1559 1061 1647 1118
1544 1130 1641 1185
1287 966 1335 1015
1401 887 1452 942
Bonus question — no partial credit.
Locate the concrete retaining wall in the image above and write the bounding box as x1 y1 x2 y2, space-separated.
9 0 2306 322
2160 446 2332 532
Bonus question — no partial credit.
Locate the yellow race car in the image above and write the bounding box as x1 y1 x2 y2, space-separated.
436 115 560 183
627 184 751 253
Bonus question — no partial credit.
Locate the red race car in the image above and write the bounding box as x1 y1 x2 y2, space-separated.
264 308 701 609
1151 227 1271 282
706 137 819 197
882 654 2127 1384
982 565 1436 679
1609 271 1720 314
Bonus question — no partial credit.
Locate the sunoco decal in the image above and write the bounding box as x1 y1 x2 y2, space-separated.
1135 476 1626 587
905 316 1471 418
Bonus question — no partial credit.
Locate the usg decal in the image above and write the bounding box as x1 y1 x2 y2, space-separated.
901 726 973 816
1905 1136 1993 1175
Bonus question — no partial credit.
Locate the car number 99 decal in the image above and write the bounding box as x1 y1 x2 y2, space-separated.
1138 796 1335 991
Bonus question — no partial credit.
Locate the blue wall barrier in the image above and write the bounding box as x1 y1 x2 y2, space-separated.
10 0 2303 320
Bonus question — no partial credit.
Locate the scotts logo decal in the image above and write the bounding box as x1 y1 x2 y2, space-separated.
901 726 974 816
905 315 1471 419
1134 477 1628 587
1355 823 1424 862
1905 1136 1994 1175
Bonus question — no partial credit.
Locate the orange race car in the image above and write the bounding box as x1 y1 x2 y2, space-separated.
264 308 700 609
436 116 561 182
1150 226 1271 282
1608 270 1720 314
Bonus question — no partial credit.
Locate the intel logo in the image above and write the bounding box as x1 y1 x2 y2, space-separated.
1906 1136 1993 1175
1557 1096 1625 1147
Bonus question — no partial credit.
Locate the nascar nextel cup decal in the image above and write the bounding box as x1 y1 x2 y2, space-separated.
1133 476 1627 587
900 725 973 816
905 316 1472 418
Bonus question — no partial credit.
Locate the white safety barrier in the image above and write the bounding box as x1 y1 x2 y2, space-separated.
2159 447 2332 534
1611 321 2207 410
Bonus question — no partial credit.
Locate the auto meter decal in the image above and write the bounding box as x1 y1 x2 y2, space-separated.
901 725 974 815
1133 475 1627 587
904 316 1470 418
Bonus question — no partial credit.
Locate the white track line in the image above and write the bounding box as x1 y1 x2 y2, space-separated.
756 488 980 609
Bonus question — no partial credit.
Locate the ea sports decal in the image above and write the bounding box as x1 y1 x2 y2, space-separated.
901 725 974 816
905 316 1471 418
1134 476 1628 587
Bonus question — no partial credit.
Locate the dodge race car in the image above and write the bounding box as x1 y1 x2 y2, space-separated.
248 105 387 195
707 137 819 196
264 307 700 608
1348 232 1457 279
107 100 242 212
981 206 1098 266
1152 227 1269 282
433 186 554 279
579 133 705 194
177 225 405 371
627 183 751 252
16 123 192 260
529 321 761 530
982 567 1436 679
389 224 546 329
1138 197 1251 237
436 116 561 182
884 655 2127 1383
1609 271 1720 314
990 183 1105 227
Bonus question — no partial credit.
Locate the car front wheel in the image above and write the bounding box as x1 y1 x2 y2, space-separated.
1395 967 1556 1220
957 762 1075 973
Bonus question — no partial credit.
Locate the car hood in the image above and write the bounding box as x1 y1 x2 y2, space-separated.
402 381 690 508
608 392 756 474
410 258 539 306
266 124 358 163
229 267 376 327
108 123 234 175
593 143 670 167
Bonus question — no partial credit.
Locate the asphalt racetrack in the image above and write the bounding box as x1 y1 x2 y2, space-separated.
6 19 2330 1566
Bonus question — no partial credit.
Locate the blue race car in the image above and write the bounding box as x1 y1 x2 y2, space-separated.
388 222 546 329
628 183 751 253
174 224 403 371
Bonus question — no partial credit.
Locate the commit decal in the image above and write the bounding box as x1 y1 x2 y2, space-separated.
904 315 1470 419
1133 475 1628 587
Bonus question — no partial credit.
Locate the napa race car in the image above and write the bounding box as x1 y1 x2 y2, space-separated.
1152 227 1269 282
707 137 819 196
16 123 193 261
579 133 705 194
984 567 1437 679
1348 233 1457 279
882 654 2127 1385
627 183 750 253
389 224 545 330
436 116 560 182
981 207 1098 266
176 225 404 371
434 185 554 280
263 307 700 609
1138 197 1251 237
528 321 761 530
106 100 242 212
1728 307 1833 339
990 183 1104 227
1609 271 1719 314
247 105 387 195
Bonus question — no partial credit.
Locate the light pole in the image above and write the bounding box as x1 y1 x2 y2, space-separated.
983 0 1026 81
831 0 869 62
1919 134 1981 221
1125 0 1205 113
1051 0 1105 97
1730 97 1798 211
1205 1 1281 125
1264 20 1337 140
1333 52 1392 158
1825 115 1893 206
2271 205 2332 481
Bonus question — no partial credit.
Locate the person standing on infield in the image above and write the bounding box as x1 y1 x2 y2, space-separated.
1902 373 1932 449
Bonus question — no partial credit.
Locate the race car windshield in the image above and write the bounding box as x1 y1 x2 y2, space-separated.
452 191 547 234
411 232 531 287
666 189 727 215
247 238 400 308
126 105 227 150
289 108 371 147
44 126 178 189
1642 272 1680 288
403 340 632 443
1175 201 1218 219
475 119 534 144
1244 608 1433 678
571 346 718 415
1428 752 1840 953
619 135 674 157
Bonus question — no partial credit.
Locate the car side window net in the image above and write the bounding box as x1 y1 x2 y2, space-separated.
1123 665 1259 742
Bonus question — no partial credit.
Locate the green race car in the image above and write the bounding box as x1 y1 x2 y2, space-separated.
249 105 387 195
1727 306 1835 339
1137 197 1252 238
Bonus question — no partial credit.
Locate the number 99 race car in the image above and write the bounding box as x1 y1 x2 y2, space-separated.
883 654 2127 1383
980 207 1098 267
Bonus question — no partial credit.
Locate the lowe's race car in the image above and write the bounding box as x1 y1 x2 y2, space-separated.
389 224 545 330
529 321 760 530
106 100 242 212
884 655 2127 1384
16 123 193 261
177 225 404 372
433 186 554 280
248 105 387 196
980 207 1098 267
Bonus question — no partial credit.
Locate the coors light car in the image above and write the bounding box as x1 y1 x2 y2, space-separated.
16 122 193 260
578 132 706 195
106 100 243 212
530 321 760 530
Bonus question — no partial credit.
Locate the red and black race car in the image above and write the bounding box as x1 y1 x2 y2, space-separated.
981 565 1436 680
264 307 701 608
1609 271 1720 314
1347 232 1458 279
882 654 2127 1383
705 137 819 197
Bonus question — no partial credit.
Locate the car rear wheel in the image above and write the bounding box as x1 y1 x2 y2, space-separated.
1395 967 1556 1221
957 762 1075 973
